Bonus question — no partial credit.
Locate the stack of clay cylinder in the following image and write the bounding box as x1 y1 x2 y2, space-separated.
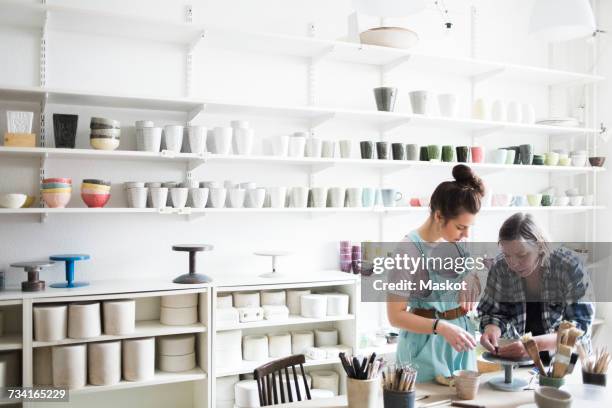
215 289 351 371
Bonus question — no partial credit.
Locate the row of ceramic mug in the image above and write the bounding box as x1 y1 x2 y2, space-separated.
134 120 255 155
123 183 407 209
473 99 536 124
373 88 459 117
483 193 594 207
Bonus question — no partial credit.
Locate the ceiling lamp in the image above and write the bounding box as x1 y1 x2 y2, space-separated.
529 0 596 42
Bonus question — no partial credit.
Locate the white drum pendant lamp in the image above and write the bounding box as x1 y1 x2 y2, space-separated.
529 0 596 42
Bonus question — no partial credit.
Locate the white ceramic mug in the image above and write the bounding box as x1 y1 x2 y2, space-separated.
290 186 309 208
472 98 489 120
289 133 306 157
209 188 227 208
321 140 336 158
150 187 169 209
229 188 246 208
327 187 346 208
492 149 508 164
272 135 290 157
437 93 457 117
507 101 522 123
346 188 363 208
339 140 353 159
409 90 429 115
234 128 254 156
309 187 328 208
170 187 188 209
190 188 209 208
141 127 162 152
187 125 207 155
306 137 322 158
164 125 184 153
128 187 147 208
267 186 287 208
491 100 506 122
247 188 266 208
213 127 233 155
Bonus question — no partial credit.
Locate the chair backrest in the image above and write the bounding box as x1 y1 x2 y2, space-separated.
254 354 312 406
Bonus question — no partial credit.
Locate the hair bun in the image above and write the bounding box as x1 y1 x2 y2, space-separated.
452 164 485 195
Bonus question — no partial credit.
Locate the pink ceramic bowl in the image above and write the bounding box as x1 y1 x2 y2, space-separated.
43 178 72 184
81 193 110 208
42 192 71 208
80 188 110 195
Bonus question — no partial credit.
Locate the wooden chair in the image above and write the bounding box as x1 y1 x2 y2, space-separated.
254 354 312 406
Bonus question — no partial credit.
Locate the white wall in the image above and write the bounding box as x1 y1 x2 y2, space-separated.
0 0 606 338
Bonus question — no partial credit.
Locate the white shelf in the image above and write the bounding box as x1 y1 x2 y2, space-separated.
0 85 601 135
32 320 206 348
217 354 344 377
358 343 397 356
0 1 603 87
70 368 207 395
216 314 355 331
0 334 22 351
0 147 603 175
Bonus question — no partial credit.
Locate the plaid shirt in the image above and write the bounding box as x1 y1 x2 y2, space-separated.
477 246 595 342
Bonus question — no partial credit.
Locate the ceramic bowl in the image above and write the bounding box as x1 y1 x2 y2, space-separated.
571 155 587 167
565 188 579 197
42 192 71 208
81 183 110 192
553 196 570 206
359 27 419 49
534 386 572 408
90 117 120 129
90 128 121 137
43 178 72 184
81 193 110 208
0 193 27 208
589 156 606 167
82 179 111 186
41 187 72 194
42 183 72 190
492 193 512 207
90 138 120 150
527 194 543 207
21 195 36 208
569 195 584 206
80 188 110 196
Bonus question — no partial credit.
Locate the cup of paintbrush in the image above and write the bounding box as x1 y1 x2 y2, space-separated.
383 388 416 408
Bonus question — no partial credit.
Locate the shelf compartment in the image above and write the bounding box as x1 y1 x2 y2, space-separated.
70 368 207 395
0 334 22 351
216 314 355 331
32 320 206 348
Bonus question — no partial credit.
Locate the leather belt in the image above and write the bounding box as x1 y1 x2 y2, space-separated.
411 306 467 320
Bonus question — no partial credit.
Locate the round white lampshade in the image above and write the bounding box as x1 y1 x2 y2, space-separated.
529 0 596 42
352 0 426 17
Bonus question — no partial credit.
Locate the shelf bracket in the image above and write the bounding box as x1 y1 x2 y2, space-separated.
39 11 49 88
40 212 48 223
185 5 193 23
310 113 335 131
471 67 505 84
381 119 411 134
188 30 207 54
382 55 412 75
187 104 207 125
310 162 336 175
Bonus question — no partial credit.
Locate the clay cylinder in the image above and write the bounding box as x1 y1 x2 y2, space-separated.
161 293 198 308
326 293 350 316
123 337 155 381
34 304 68 341
242 335 269 361
158 334 195 356
52 344 87 389
233 291 260 308
260 290 286 306
0 352 21 387
217 293 233 308
103 299 135 335
88 341 121 386
300 294 327 318
315 328 339 347
68 302 102 339
311 370 340 395
286 289 311 315
160 306 197 325
34 347 53 386
291 330 314 354
216 330 242 368
268 332 292 358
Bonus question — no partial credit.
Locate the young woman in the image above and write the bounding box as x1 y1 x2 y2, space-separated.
387 164 484 382
478 213 595 360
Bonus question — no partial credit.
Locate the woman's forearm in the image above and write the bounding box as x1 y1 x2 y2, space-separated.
534 333 557 351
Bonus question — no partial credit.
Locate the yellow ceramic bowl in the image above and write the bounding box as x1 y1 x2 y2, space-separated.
21 195 36 208
41 187 72 193
80 183 111 192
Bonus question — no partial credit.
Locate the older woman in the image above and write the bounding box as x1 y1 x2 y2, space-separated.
478 213 594 360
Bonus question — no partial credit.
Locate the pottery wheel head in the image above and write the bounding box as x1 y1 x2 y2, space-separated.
254 251 292 257
172 244 214 252
481 351 533 366
11 261 55 270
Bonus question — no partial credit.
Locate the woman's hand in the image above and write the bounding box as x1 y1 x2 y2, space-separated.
480 324 501 353
437 320 477 352
459 273 481 312
497 341 528 359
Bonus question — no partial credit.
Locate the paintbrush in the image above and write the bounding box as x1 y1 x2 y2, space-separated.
521 333 547 376
552 344 572 378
